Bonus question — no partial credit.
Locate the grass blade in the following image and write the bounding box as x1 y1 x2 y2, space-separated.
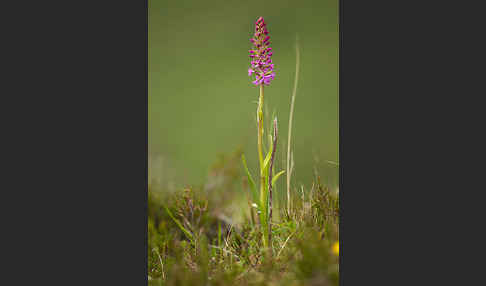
162 204 194 243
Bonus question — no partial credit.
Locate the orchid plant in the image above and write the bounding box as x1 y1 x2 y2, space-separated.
242 17 285 250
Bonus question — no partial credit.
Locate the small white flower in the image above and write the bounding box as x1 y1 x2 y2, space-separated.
252 203 258 208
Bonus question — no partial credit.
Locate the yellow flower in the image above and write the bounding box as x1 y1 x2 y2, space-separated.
332 241 339 256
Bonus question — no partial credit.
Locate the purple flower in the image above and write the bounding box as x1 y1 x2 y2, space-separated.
248 17 275 86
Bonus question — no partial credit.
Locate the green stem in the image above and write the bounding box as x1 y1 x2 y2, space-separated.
257 84 264 168
257 84 268 248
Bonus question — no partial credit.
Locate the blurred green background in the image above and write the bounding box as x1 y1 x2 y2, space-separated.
149 0 339 191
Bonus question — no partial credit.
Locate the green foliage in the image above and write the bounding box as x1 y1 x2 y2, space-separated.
148 167 339 286
163 203 194 244
272 170 285 189
241 154 259 208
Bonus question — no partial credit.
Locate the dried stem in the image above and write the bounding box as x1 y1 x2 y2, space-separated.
287 35 300 217
268 117 278 248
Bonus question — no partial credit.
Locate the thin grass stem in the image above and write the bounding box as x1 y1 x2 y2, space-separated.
287 35 300 217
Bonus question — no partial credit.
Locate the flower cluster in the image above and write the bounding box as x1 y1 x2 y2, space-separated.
248 17 275 86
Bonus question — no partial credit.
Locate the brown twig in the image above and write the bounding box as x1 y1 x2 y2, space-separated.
268 117 278 248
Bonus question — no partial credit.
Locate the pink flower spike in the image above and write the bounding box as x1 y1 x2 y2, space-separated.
248 17 274 86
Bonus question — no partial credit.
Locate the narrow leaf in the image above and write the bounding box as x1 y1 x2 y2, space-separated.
272 170 286 188
162 204 194 243
262 139 273 175
241 154 259 206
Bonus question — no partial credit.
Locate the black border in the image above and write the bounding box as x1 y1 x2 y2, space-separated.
5 0 149 284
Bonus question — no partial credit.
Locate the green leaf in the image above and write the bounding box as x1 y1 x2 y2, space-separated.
241 154 259 207
162 204 194 243
262 138 274 176
272 170 286 188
